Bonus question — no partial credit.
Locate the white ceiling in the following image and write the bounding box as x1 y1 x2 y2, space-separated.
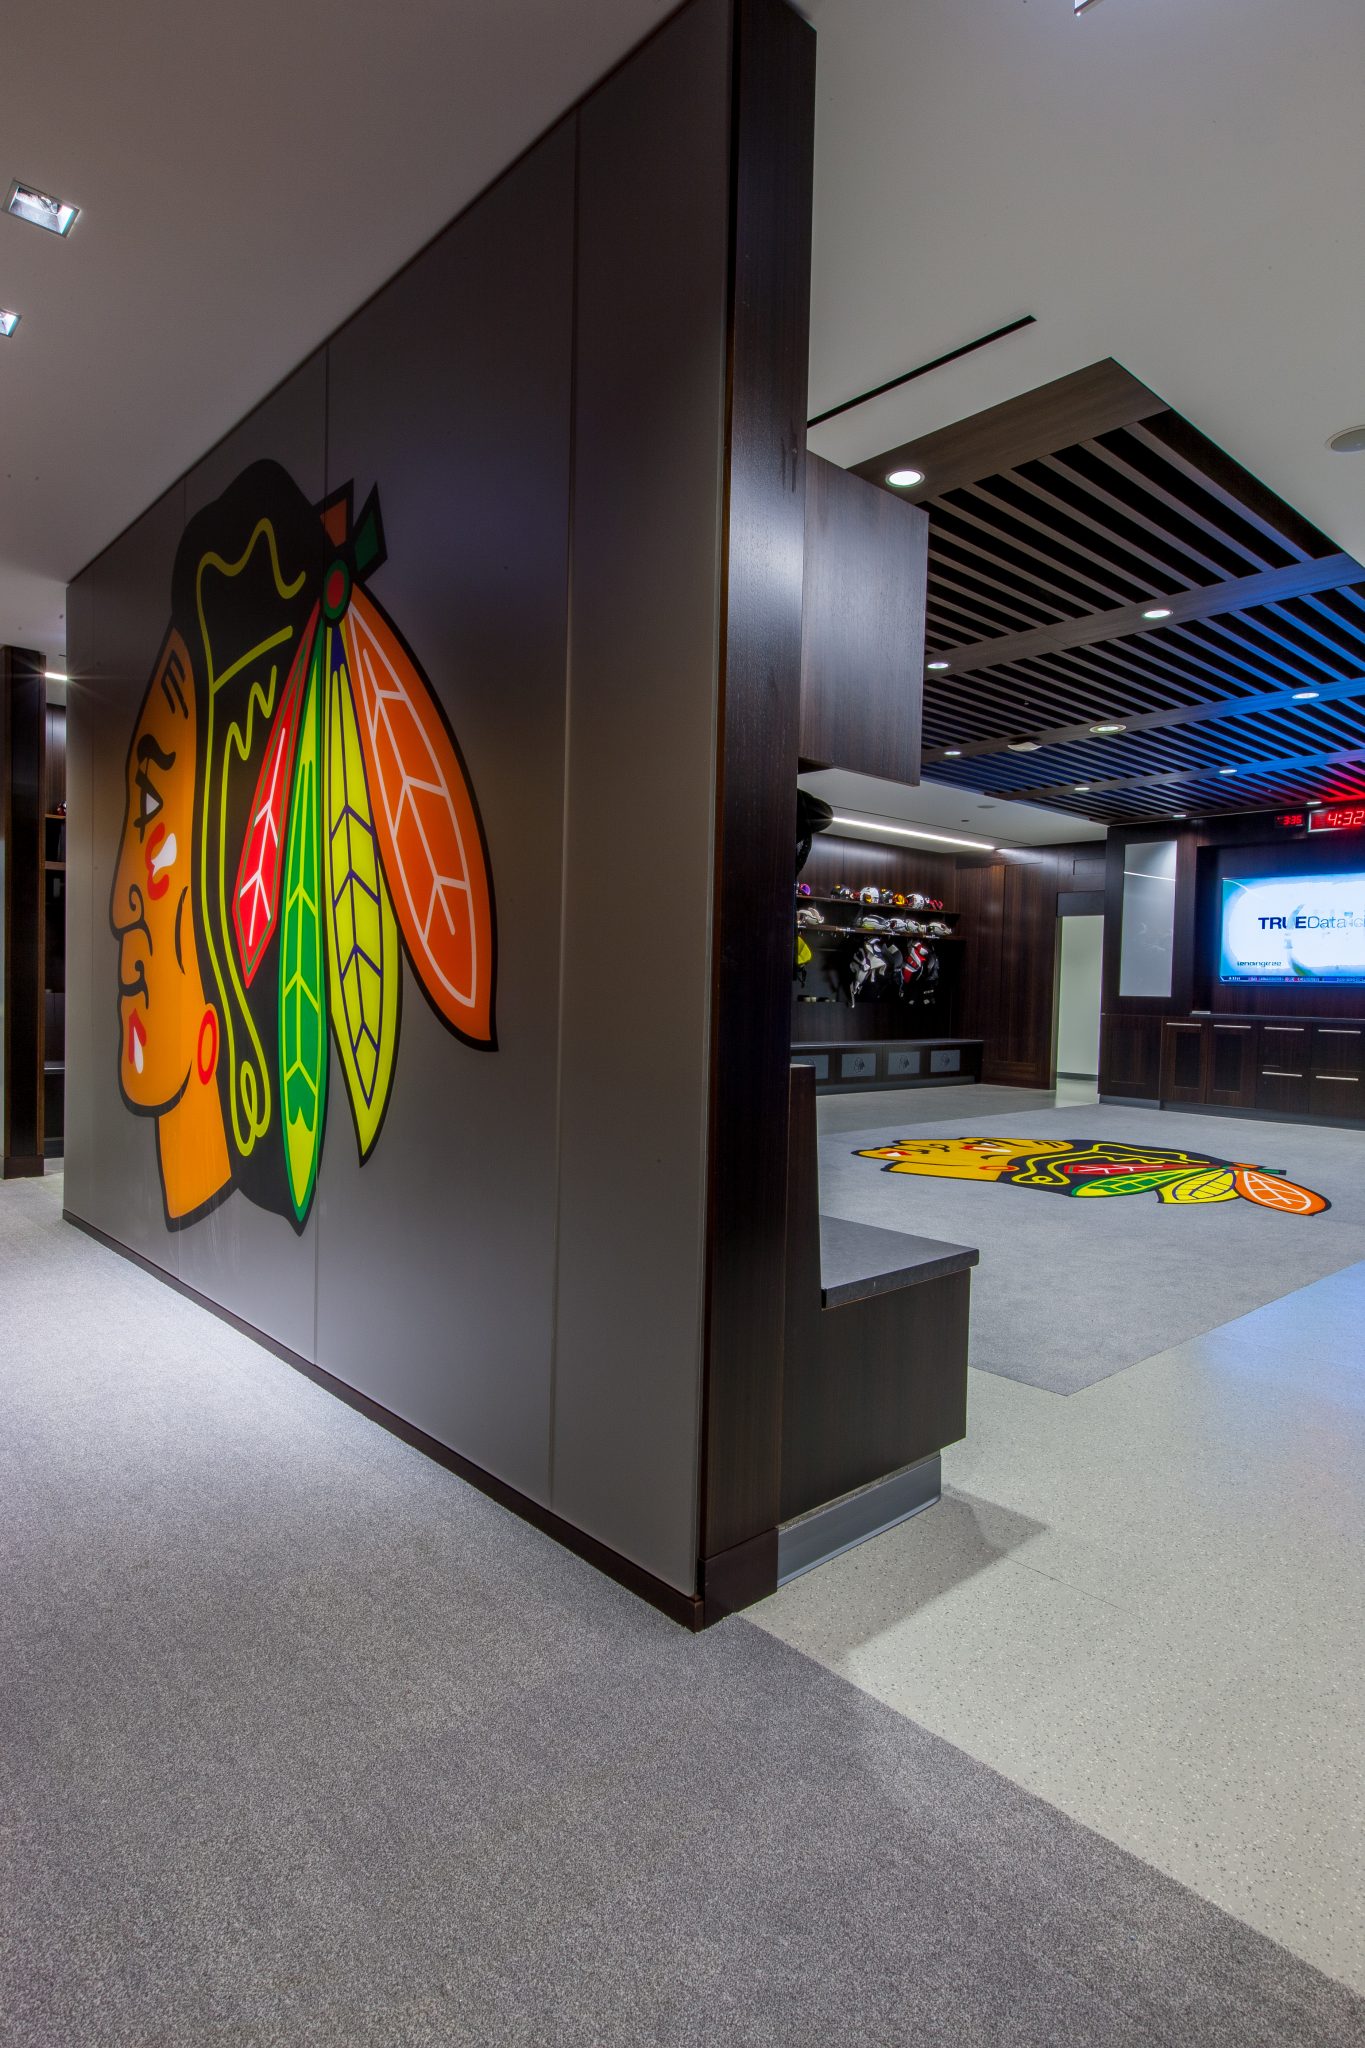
0 0 670 667
2 0 1363 691
800 767 1105 849
805 0 1365 554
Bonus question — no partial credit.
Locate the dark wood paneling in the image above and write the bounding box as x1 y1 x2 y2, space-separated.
854 359 1165 504
781 1064 967 1522
800 453 926 779
1100 1012 1161 1097
3 648 46 1175
800 833 955 902
700 0 816 1576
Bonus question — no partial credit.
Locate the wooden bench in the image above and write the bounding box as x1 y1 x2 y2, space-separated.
780 1060 977 1578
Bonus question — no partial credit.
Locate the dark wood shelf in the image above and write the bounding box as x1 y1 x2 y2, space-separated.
798 892 957 916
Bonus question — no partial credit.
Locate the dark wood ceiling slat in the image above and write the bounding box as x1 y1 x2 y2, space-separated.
1055 444 1268 581
1125 415 1330 563
852 357 1166 502
929 555 1362 677
954 478 1160 602
930 497 1126 612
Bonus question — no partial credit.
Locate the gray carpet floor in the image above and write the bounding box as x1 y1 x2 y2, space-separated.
4 1175 1364 2046
819 1103 1365 1394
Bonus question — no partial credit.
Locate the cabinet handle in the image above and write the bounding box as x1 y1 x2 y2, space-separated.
1264 1026 1305 1035
1214 1024 1251 1031
1315 1074 1358 1083
1261 1069 1304 1079
1320 1028 1361 1036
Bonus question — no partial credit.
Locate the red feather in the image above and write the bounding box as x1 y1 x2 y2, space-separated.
232 606 317 984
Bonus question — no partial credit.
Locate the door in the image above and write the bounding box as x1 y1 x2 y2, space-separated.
1206 1021 1256 1106
1160 1020 1207 1103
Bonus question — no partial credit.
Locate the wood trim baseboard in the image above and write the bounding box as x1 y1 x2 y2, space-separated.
62 1209 706 1632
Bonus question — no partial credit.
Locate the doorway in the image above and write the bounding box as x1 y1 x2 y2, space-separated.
1056 913 1103 1079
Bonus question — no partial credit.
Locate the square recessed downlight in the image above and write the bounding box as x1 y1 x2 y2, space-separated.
6 181 79 237
0 309 19 337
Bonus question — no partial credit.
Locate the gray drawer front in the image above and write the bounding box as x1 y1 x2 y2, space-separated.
840 1051 877 1080
795 1053 829 1080
929 1047 962 1075
885 1048 921 1077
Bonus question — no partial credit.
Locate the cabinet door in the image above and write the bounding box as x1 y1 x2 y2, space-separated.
1314 1025 1364 1073
1310 1071 1361 1120
1160 1021 1206 1102
1257 1024 1310 1114
1206 1022 1256 1106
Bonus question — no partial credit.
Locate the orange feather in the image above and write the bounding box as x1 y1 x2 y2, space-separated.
340 587 495 1047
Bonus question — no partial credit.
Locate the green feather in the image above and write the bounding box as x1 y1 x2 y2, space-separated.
278 640 327 1223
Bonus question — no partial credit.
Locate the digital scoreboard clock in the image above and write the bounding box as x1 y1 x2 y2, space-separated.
1272 805 1365 833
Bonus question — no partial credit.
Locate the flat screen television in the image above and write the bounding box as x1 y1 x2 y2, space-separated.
1219 871 1365 983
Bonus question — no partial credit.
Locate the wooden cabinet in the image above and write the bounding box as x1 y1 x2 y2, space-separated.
1206 1021 1256 1106
800 453 927 782
1159 1020 1207 1103
1255 1024 1310 1114
1154 1014 1362 1123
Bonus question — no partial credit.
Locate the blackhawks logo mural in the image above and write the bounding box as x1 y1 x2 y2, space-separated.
111 459 496 1231
855 1137 1329 1214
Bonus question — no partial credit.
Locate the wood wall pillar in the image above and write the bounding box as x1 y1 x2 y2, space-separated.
2 646 47 1177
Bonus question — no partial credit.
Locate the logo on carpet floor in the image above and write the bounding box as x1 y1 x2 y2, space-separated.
854 1138 1330 1213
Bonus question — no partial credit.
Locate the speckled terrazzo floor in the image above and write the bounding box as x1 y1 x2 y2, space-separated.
754 1084 1365 1996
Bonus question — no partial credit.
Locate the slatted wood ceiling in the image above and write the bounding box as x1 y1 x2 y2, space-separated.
855 364 1365 827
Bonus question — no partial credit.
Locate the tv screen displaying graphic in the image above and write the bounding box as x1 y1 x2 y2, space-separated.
1220 872 1365 983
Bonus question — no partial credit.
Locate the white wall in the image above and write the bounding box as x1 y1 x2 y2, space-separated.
1057 915 1103 1077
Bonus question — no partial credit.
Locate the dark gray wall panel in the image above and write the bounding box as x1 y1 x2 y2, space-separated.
551 0 731 1591
66 485 188 1267
314 125 575 1501
174 356 328 1360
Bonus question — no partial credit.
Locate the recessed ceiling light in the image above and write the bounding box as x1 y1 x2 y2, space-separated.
6 180 79 237
1218 766 1238 776
1074 784 1091 792
1292 689 1319 701
44 670 69 683
886 468 925 488
1007 740 1040 752
1142 607 1172 620
943 747 962 757
1171 812 1187 819
926 660 950 671
1090 722 1126 735
0 310 19 338
1327 426 1365 454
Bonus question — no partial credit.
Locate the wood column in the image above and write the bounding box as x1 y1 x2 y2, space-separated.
2 646 47 1177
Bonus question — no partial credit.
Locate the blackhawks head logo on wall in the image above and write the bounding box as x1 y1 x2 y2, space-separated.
111 459 496 1231
855 1137 1329 1214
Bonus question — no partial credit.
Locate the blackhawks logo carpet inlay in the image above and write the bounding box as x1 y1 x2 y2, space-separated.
854 1137 1330 1214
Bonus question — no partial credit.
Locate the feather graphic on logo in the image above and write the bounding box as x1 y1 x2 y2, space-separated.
232 607 315 984
278 634 327 1221
341 586 496 1048
322 616 401 1160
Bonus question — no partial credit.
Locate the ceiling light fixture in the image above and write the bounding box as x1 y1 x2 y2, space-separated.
1292 689 1319 701
943 747 962 757
1218 766 1238 776
1090 721 1126 735
1142 606 1172 620
926 659 950 670
0 309 19 337
1007 740 1040 752
1327 426 1365 454
1074 784 1091 793
830 812 996 852
886 468 925 488
6 180 79 237
44 670 69 683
